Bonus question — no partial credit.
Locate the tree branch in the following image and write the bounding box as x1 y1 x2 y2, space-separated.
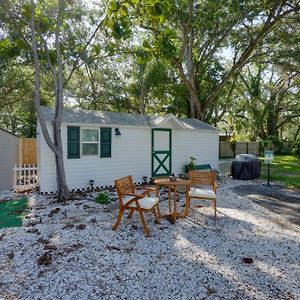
203 1 297 112
64 16 107 86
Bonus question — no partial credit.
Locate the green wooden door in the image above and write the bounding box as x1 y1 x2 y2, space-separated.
152 128 172 177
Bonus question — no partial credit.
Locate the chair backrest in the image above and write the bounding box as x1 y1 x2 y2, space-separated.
114 175 135 206
189 170 216 187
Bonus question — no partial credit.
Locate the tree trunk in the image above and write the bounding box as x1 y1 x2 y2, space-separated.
53 119 69 201
30 0 69 201
54 152 68 200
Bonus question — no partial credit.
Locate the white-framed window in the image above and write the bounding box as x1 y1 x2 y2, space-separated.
81 128 99 155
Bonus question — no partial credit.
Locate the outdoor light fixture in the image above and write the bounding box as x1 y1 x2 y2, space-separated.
89 180 95 190
115 128 121 136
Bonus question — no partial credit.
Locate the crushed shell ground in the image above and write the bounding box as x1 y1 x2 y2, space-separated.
0 178 299 300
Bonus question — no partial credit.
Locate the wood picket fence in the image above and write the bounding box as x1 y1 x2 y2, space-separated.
13 164 38 191
218 158 233 176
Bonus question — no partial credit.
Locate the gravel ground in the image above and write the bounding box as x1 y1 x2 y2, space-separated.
0 178 299 300
232 184 300 226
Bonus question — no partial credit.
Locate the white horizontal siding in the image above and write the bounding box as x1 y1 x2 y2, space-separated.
172 130 219 175
39 124 151 192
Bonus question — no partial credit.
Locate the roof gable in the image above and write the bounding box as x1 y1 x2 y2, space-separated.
180 118 218 131
0 127 19 137
152 114 186 129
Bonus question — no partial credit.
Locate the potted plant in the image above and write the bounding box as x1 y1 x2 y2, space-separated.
184 156 197 174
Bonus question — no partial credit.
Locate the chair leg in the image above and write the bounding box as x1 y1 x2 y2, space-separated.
168 187 171 213
128 209 134 219
153 206 160 224
112 209 124 231
156 203 161 222
184 195 191 217
213 199 217 219
137 209 150 237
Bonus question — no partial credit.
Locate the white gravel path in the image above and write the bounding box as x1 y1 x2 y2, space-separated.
0 178 299 300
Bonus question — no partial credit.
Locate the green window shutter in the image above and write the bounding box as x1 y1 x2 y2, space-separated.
67 126 80 159
100 128 111 158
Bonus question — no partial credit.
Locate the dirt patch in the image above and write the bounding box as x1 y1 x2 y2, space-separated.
231 184 300 226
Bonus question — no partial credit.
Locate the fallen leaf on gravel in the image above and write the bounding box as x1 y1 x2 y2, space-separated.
243 257 254 264
106 245 121 251
206 287 217 295
0 233 6 241
44 244 58 251
48 207 60 217
8 251 14 260
63 243 84 253
89 218 97 224
62 224 75 230
26 228 40 234
37 252 52 266
76 224 86 230
37 238 50 244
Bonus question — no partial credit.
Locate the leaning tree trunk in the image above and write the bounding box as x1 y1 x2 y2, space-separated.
54 153 69 200
53 119 69 201
30 0 70 201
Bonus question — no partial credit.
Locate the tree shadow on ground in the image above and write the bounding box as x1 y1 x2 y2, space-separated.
231 184 300 226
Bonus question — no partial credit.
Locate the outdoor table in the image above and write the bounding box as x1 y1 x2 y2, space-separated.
154 178 190 224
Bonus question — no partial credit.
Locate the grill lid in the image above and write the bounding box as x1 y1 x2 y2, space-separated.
234 154 259 162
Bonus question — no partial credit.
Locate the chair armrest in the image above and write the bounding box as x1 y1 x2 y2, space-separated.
135 186 156 197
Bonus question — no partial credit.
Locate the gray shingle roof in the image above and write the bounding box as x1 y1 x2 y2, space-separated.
0 127 19 137
180 118 218 130
40 106 217 131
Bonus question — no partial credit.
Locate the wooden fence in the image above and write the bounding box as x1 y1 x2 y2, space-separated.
13 164 38 191
19 138 37 164
219 141 261 158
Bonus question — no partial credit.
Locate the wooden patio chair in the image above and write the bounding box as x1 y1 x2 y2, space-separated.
112 175 160 237
185 170 217 218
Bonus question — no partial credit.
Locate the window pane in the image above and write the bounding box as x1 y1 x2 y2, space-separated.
82 143 98 155
82 129 99 142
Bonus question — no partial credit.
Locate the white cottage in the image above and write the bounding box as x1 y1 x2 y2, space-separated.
38 106 219 192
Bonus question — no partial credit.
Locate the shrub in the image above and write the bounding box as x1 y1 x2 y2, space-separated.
184 156 197 173
95 192 110 204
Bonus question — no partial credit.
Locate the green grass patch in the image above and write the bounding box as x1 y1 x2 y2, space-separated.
0 197 28 229
259 155 300 188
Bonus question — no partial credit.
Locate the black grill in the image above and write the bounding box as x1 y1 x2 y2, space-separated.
231 154 261 180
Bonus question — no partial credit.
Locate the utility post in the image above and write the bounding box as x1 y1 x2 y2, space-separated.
264 150 274 186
